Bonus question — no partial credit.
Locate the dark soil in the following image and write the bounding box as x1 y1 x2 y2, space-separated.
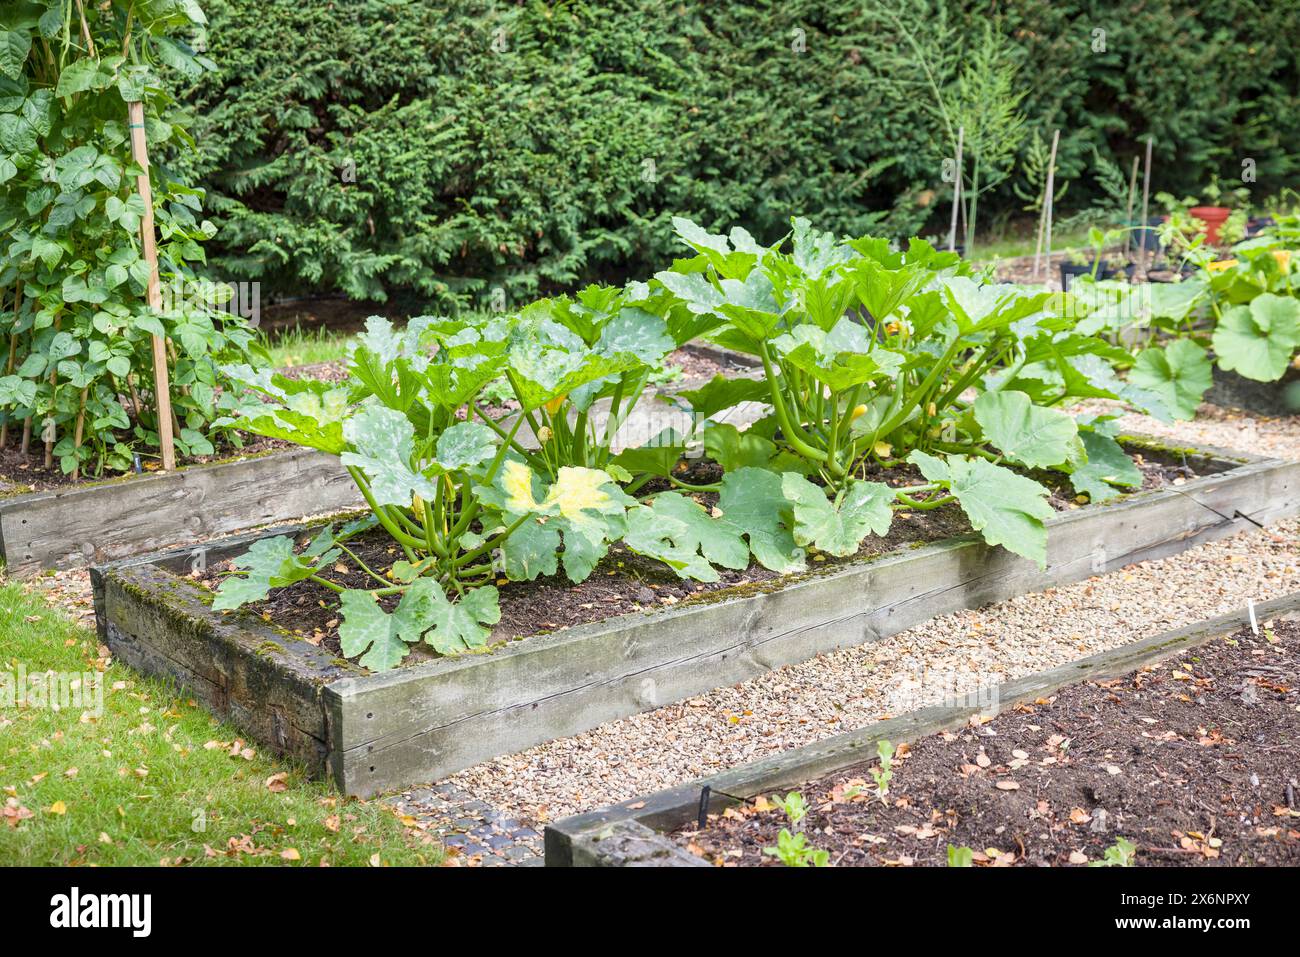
193 449 1196 666
0 433 288 497
673 619 1300 867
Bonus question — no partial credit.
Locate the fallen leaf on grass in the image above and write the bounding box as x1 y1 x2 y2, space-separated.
265 772 289 793
281 848 301 861
46 801 67 815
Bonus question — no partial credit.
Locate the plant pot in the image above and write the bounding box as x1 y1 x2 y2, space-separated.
1207 363 1300 417
1246 216 1277 238
1189 206 1232 244
1058 261 1135 292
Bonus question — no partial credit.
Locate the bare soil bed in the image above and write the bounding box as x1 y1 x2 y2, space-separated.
673 619 1300 867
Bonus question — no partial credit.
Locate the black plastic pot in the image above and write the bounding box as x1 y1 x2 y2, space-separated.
1206 364 1300 417
1059 261 1136 291
1246 216 1277 238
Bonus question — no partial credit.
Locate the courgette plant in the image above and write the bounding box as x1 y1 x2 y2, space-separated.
1112 230 1299 415
214 315 640 670
212 220 1172 673
464 282 723 488
649 217 1151 569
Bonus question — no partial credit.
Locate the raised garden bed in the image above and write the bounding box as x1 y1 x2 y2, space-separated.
91 437 1299 797
544 592 1300 867
1207 365 1300 418
0 447 361 578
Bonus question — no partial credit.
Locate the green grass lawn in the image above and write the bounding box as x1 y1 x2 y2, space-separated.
970 223 1094 262
260 324 355 368
0 581 442 866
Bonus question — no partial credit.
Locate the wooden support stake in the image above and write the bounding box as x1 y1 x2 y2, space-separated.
1042 129 1060 286
1123 155 1140 260
947 126 964 254
127 100 176 471
1137 136 1154 278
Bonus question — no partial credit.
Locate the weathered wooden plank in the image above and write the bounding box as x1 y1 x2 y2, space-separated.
93 441 1299 797
0 447 359 577
326 453 1300 796
544 591 1300 866
101 562 364 769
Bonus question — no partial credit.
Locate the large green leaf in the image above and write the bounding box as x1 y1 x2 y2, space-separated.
1211 293 1300 382
340 405 441 506
221 364 350 453
1068 431 1142 503
909 451 1054 567
717 467 805 573
435 421 497 471
482 462 634 583
704 421 777 471
772 318 904 392
610 426 687 478
624 492 749 581
212 532 337 611
1129 339 1213 420
0 30 33 82
974 391 1080 469
338 579 500 669
781 474 894 557
676 374 770 422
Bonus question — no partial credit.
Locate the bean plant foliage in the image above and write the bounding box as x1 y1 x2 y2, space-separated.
215 217 1155 672
0 0 260 476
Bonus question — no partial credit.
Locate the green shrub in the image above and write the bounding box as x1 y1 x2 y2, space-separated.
183 0 1300 307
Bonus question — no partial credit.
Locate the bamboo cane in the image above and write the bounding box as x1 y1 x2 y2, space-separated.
1042 129 1060 287
126 99 177 471
1137 137 1154 277
947 126 964 254
1123 155 1139 260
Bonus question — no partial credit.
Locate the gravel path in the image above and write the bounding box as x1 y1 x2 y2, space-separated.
442 518 1300 825
1076 399 1300 462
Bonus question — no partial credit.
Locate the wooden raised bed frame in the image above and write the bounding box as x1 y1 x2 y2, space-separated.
91 437 1300 797
543 592 1300 866
0 448 359 577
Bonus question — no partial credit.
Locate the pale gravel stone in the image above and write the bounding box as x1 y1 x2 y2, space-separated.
444 518 1300 825
1074 399 1300 462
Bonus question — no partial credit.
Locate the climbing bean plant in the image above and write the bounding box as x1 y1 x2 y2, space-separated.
0 0 259 477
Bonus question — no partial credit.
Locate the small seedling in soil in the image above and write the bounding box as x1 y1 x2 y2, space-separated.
948 845 975 867
775 791 811 828
764 829 830 868
1089 837 1137 868
871 740 896 802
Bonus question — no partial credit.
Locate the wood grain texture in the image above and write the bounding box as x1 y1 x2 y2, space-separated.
100 562 365 768
0 448 359 576
544 591 1300 866
327 453 1299 797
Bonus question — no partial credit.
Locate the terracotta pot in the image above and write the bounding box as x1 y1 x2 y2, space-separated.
1189 205 1231 244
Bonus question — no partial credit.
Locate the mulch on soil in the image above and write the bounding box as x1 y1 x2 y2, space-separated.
673 619 1300 867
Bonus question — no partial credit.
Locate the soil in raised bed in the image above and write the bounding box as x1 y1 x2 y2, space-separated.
672 620 1300 867
0 433 292 497
191 449 1197 666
